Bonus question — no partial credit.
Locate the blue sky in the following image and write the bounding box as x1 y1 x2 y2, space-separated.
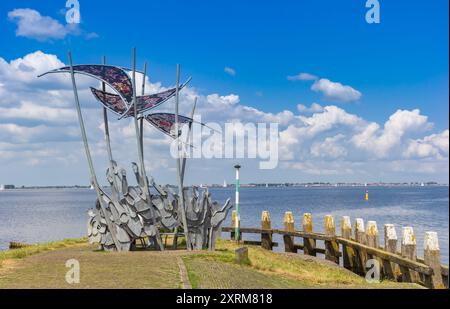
0 0 448 185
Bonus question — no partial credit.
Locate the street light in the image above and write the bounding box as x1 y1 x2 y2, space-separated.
234 164 241 241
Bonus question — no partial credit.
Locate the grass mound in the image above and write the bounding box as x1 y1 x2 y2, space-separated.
182 239 419 288
0 237 419 289
0 238 87 267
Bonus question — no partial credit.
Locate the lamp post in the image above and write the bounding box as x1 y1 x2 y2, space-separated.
234 164 241 241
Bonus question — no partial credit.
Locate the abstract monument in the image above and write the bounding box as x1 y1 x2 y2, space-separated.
39 49 232 251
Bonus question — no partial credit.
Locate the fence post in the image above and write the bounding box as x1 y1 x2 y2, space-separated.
283 211 296 253
302 213 316 256
261 211 272 250
324 215 339 264
354 218 367 275
230 210 241 241
383 224 399 280
366 221 382 278
341 216 354 271
401 227 418 283
366 221 379 248
423 231 443 289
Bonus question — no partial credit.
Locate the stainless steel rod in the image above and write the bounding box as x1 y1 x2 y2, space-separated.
132 49 163 250
175 64 191 250
67 51 120 249
139 62 147 156
181 97 197 184
68 51 98 188
102 56 114 163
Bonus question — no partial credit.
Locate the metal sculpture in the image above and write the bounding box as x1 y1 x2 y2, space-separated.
39 48 231 251
184 187 232 250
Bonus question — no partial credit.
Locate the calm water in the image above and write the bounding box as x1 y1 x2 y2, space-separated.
0 186 448 264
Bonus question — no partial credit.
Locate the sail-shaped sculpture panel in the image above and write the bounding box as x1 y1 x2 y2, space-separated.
90 87 128 115
89 78 191 117
39 55 231 252
40 64 133 103
125 85 182 117
145 112 193 138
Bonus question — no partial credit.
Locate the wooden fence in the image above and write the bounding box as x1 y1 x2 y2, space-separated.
222 210 448 289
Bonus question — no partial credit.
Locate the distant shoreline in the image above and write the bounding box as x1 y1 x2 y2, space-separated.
1 183 448 190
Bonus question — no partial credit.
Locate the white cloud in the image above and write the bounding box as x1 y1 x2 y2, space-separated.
8 8 70 41
239 107 294 126
85 32 99 40
297 103 324 113
352 109 431 158
311 78 362 102
0 101 76 124
277 105 365 160
404 130 449 159
0 51 448 184
0 50 66 87
7 8 98 42
224 67 236 76
299 105 364 136
206 93 239 106
287 72 317 81
288 72 361 103
310 134 348 159
0 123 78 144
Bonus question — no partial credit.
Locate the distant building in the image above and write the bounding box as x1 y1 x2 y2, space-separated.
0 184 15 190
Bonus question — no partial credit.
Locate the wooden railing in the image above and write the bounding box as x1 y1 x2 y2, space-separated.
222 210 448 289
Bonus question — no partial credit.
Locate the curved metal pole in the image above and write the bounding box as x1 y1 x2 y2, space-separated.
38 65 145 77
139 62 147 156
181 97 197 184
102 56 114 163
132 49 163 250
101 56 121 202
67 51 120 249
132 49 149 194
68 52 99 190
175 64 191 250
39 70 130 117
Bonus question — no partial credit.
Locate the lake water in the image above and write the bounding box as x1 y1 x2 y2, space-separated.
0 186 448 264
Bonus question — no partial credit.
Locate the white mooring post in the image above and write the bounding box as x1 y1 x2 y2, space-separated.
383 224 399 280
341 216 354 271
354 218 367 275
283 211 295 253
401 227 418 283
261 211 272 250
302 213 316 256
324 215 339 264
423 231 443 288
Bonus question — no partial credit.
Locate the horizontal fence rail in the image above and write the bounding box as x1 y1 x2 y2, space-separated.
222 210 448 289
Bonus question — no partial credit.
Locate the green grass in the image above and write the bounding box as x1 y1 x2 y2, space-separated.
0 237 420 289
182 239 420 289
0 238 87 267
0 241 181 288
